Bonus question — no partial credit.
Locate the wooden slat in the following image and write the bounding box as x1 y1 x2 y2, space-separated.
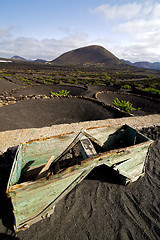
78 138 97 159
35 155 55 180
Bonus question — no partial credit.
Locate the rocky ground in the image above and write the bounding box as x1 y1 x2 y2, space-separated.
140 126 160 140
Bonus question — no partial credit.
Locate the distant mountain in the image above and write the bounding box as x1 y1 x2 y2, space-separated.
121 59 160 70
11 56 27 61
152 62 160 70
11 56 47 63
52 45 124 66
34 59 46 63
133 61 154 69
121 60 132 66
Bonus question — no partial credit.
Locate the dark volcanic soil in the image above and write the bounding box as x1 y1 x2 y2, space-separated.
0 97 124 131
0 127 159 240
0 84 159 132
6 85 88 98
0 79 22 95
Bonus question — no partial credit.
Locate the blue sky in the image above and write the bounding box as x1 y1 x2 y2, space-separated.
0 0 160 62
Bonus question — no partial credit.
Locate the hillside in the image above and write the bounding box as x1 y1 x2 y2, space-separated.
52 45 123 66
11 56 27 61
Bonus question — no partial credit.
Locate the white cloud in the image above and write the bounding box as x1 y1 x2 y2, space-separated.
0 30 89 60
0 26 15 38
90 1 160 62
90 1 159 21
90 2 142 21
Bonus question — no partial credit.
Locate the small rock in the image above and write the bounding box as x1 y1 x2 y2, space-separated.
9 101 16 104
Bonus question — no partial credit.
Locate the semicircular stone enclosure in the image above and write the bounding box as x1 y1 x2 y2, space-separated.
4 84 88 98
97 91 160 116
0 97 124 131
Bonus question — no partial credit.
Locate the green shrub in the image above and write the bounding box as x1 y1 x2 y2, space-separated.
39 77 44 80
136 83 144 89
76 70 84 74
112 98 138 113
147 75 153 79
122 84 131 90
16 76 28 81
2 73 11 77
50 90 70 96
74 79 79 85
31 77 38 81
97 82 106 86
26 82 33 85
59 80 65 85
142 88 160 95
69 78 75 84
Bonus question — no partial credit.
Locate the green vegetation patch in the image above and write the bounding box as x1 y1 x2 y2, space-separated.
142 87 160 95
50 90 70 96
122 84 131 90
16 76 29 82
26 82 33 85
112 98 140 113
2 73 11 77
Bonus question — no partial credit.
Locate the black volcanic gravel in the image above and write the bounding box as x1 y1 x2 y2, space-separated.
140 126 160 140
0 98 124 131
7 85 88 97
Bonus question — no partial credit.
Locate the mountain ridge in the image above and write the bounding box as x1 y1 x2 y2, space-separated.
0 45 160 70
121 59 160 70
51 45 123 66
11 56 27 61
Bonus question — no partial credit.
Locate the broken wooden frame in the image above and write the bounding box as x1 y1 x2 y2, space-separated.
6 124 153 231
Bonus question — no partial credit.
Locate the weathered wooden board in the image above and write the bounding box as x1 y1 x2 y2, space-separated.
7 131 78 186
6 124 152 231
